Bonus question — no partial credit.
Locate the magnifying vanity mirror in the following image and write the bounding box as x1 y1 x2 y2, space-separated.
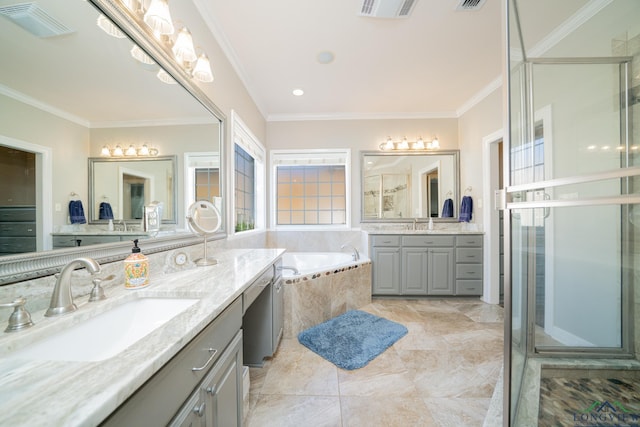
0 0 226 284
361 150 460 221
186 200 222 266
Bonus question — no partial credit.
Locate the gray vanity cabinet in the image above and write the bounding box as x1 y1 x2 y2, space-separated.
170 332 243 427
101 298 243 427
455 235 484 295
371 235 401 295
402 236 454 295
370 233 482 297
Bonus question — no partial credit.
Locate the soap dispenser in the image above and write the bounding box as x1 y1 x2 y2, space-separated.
124 239 149 289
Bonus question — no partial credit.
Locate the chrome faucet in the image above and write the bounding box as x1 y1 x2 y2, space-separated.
340 244 360 261
45 257 101 317
278 265 300 276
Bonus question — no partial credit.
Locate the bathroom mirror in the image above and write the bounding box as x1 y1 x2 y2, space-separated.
89 156 177 223
361 150 460 221
0 0 225 284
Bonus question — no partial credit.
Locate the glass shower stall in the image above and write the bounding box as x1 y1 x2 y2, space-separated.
504 0 640 425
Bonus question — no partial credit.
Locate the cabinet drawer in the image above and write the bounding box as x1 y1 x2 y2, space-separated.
456 280 483 295
456 248 482 263
456 264 482 279
102 297 242 427
402 235 454 247
0 237 36 252
455 235 483 247
371 235 401 246
0 207 36 222
0 222 36 236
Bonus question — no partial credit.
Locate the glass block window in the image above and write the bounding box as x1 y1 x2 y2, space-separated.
272 149 350 227
194 168 219 201
234 144 255 232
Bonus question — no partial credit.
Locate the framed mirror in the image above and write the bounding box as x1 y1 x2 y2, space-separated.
361 150 460 221
0 0 225 284
89 156 177 223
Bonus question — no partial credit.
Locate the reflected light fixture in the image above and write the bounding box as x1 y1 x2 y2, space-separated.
125 145 137 156
292 88 304 96
97 14 125 38
130 44 155 65
172 27 197 63
157 68 177 84
192 53 214 82
100 144 158 157
143 0 174 36
112 145 124 156
379 136 441 151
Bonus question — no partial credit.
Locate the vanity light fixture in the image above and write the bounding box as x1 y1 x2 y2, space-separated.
143 0 174 36
100 144 158 157
379 136 441 151
125 145 137 156
112 145 124 156
192 53 214 82
172 27 197 63
102 0 215 84
138 144 150 156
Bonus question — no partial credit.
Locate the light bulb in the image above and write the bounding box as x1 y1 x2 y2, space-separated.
113 145 124 156
125 145 137 156
100 146 111 157
144 0 174 36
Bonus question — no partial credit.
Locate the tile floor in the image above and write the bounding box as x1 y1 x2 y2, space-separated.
245 298 504 427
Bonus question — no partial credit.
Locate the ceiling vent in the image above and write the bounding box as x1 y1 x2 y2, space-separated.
359 0 417 19
456 0 487 11
0 2 73 38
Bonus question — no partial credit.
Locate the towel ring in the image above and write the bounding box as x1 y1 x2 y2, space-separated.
464 186 472 195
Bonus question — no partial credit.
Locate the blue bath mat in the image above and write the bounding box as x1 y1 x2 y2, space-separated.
297 310 408 370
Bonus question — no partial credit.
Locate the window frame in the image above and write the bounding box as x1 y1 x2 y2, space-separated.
270 149 351 230
230 111 265 235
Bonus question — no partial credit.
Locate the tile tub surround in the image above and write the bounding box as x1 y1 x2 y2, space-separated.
0 248 284 427
283 261 372 338
246 298 504 427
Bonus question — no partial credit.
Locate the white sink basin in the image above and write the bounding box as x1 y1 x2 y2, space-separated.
10 297 199 362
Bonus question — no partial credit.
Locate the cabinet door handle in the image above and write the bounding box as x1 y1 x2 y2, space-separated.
192 402 206 417
192 348 218 371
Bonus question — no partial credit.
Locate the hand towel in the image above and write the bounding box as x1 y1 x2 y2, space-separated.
69 200 86 224
459 196 473 222
99 202 114 220
441 198 454 217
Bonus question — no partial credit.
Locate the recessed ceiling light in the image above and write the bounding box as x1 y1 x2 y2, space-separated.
317 51 335 64
292 88 304 96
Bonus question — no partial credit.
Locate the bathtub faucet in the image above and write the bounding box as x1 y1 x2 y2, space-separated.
341 244 360 261
278 265 300 276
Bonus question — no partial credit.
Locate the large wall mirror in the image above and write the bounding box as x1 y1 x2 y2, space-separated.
361 150 460 221
89 156 177 223
0 0 225 284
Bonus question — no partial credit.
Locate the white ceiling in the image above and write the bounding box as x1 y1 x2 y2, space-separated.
194 0 504 121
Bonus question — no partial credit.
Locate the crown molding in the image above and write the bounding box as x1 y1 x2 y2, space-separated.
267 111 459 122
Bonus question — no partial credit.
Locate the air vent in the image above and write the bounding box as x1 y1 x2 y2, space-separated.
359 0 417 18
456 0 486 11
0 2 73 38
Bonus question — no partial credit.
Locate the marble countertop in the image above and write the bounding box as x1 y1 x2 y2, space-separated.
0 248 285 427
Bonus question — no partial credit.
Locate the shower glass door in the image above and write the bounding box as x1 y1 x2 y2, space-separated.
508 56 639 425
